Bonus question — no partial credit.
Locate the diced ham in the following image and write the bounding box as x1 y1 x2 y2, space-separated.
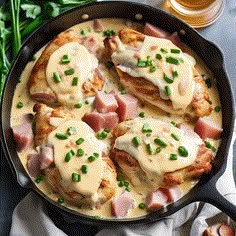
194 117 223 140
93 19 104 32
111 191 134 217
94 91 118 113
81 36 99 54
31 92 57 104
12 122 33 152
40 145 54 170
27 153 41 178
146 189 168 211
82 112 119 132
159 186 182 202
144 23 169 38
115 94 138 121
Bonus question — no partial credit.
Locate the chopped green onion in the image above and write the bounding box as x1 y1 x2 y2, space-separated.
96 130 108 140
57 197 64 204
204 77 212 88
93 152 99 158
142 123 152 133
166 56 184 65
74 103 82 109
120 89 127 94
137 59 147 67
156 53 162 60
205 141 216 152
178 146 188 157
17 101 23 108
60 54 70 64
88 155 96 162
80 29 86 35
139 112 145 118
77 148 84 157
171 121 177 127
76 138 85 145
214 106 221 112
146 143 153 155
138 203 146 209
65 150 75 162
85 99 90 104
72 77 78 86
67 127 77 135
64 68 75 75
154 138 167 147
118 181 125 187
170 154 178 160
124 181 129 187
53 72 62 83
160 48 168 54
165 86 171 96
35 175 44 183
156 146 162 153
171 48 181 54
81 165 88 174
132 136 141 147
55 133 69 140
117 175 125 181
125 186 131 192
171 133 180 141
163 73 174 83
72 173 81 182
172 71 178 78
103 29 116 36
150 65 157 72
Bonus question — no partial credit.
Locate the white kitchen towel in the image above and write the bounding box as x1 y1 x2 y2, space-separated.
9 125 236 236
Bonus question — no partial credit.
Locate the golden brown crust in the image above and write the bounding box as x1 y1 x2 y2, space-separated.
104 28 212 117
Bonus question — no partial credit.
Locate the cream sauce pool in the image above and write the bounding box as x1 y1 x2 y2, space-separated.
10 18 222 219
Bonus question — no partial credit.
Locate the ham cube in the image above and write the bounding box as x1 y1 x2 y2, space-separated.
144 23 169 38
40 145 54 170
116 94 138 121
12 122 33 152
82 112 119 132
93 19 104 32
111 191 134 217
194 117 223 140
27 153 41 178
94 91 118 113
159 186 182 202
146 189 168 211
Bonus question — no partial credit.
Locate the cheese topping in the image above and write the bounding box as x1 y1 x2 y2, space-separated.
47 120 106 196
46 42 98 106
111 36 195 111
114 118 203 187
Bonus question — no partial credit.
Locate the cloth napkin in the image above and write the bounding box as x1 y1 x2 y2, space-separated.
9 124 236 236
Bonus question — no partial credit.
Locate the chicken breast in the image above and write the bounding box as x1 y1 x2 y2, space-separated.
104 28 212 117
28 29 104 107
111 117 214 189
32 103 117 209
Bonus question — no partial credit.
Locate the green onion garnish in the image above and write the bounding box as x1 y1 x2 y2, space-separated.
171 133 180 141
160 48 168 54
88 155 96 162
172 71 178 78
142 123 152 133
77 148 84 157
72 173 81 182
146 143 153 155
55 133 69 140
132 136 141 147
67 127 77 135
139 112 145 118
165 86 171 96
171 48 181 54
170 154 178 160
74 103 82 109
156 53 162 60
214 106 221 112
57 197 64 204
154 138 167 147
60 54 70 64
76 137 85 145
178 146 188 157
163 73 174 83
53 72 62 83
166 56 184 65
156 146 162 153
64 68 75 75
81 165 88 174
17 101 23 108
138 203 146 209
65 149 75 162
72 77 78 86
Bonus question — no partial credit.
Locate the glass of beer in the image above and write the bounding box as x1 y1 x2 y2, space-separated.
162 0 226 28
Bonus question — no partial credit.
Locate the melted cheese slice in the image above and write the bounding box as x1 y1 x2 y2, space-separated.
47 120 106 196
114 118 202 184
46 42 98 106
112 36 195 111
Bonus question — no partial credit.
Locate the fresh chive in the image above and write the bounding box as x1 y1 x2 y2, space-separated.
81 165 88 174
125 186 131 192
132 136 141 147
64 68 75 75
165 86 171 96
163 73 174 83
96 130 108 140
160 48 168 54
214 106 221 112
171 48 181 54
60 54 70 64
35 175 44 183
156 53 162 60
137 59 147 67
85 99 90 104
55 133 69 140
146 143 153 155
53 72 61 83
166 56 184 65
124 181 129 187
142 123 152 133
156 146 162 153
171 121 177 127
67 127 77 135
154 138 167 147
139 112 145 118
16 101 23 108
72 173 81 182
77 148 84 157
172 71 178 78
138 203 146 209
118 181 124 187
205 141 216 152
150 65 157 72
80 29 86 35
65 150 75 162
76 137 85 145
74 103 82 109
204 78 212 88
170 154 178 160
72 77 78 86
171 133 180 141
178 146 188 157
103 29 116 36
57 197 64 204
120 89 127 94
88 155 96 162
93 152 99 158
117 175 125 181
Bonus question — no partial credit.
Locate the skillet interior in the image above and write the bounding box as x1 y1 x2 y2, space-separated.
0 1 235 225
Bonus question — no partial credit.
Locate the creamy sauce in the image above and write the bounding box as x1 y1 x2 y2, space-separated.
10 18 222 219
112 36 194 111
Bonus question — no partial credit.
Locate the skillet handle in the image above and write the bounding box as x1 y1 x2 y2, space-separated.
192 180 236 222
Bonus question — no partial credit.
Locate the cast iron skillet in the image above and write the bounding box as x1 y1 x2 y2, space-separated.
0 1 235 225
